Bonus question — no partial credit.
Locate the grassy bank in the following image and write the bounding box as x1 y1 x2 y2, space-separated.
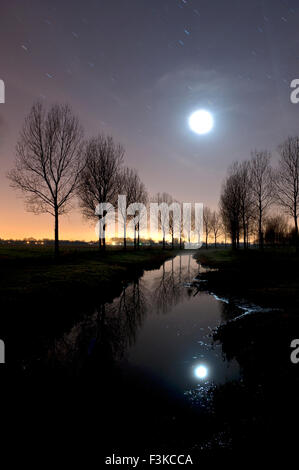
0 245 178 305
195 247 299 311
0 245 182 374
0 246 178 343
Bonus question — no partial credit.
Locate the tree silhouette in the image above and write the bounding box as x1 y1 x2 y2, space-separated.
8 101 84 255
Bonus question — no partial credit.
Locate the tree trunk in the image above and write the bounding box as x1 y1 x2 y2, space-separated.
123 216 127 250
295 215 298 253
54 206 59 257
98 216 102 250
102 228 106 250
137 222 140 249
259 210 263 250
232 229 237 250
243 218 247 249
102 210 107 250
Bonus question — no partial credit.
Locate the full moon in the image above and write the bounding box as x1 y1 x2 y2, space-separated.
189 109 214 135
194 365 208 379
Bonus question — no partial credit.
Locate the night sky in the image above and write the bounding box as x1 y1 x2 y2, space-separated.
1 0 299 240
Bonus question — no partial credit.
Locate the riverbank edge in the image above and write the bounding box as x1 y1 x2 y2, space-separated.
194 248 299 313
0 248 180 338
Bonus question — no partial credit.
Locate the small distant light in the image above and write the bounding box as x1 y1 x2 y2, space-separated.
194 365 208 379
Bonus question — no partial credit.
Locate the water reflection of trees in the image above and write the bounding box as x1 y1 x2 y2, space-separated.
46 277 147 372
46 255 200 372
151 255 199 314
97 277 148 360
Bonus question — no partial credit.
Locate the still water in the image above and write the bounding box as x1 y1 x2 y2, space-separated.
12 254 298 458
51 253 240 404
121 254 240 400
49 253 244 454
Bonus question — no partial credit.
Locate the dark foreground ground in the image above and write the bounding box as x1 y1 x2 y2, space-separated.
194 247 299 463
0 245 188 465
0 245 177 368
1 246 299 465
195 246 299 311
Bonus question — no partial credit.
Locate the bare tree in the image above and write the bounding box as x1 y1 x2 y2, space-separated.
220 173 241 249
153 192 173 249
203 206 212 248
250 150 274 249
173 201 184 249
210 210 222 248
167 195 180 249
118 167 139 250
129 175 147 250
179 203 184 249
8 101 84 256
77 134 124 250
232 161 254 249
264 214 289 246
275 136 299 250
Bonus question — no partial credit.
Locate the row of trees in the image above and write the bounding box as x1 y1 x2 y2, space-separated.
8 101 299 253
215 139 299 249
8 102 149 255
77 135 148 251
8 102 191 255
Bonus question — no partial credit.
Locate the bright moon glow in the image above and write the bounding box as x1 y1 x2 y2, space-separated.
189 110 214 135
194 365 208 379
